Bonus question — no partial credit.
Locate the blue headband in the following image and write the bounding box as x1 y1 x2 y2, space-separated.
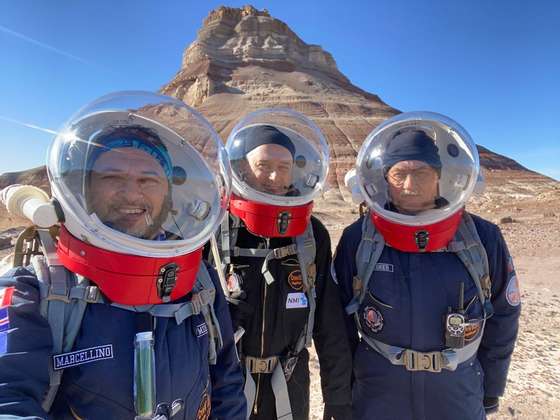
89 136 173 178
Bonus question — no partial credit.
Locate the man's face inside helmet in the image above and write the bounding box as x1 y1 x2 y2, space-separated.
88 147 170 239
386 160 439 215
242 143 294 195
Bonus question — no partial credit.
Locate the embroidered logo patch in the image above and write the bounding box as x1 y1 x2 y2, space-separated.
196 389 211 420
288 270 303 291
363 306 384 333
286 292 308 309
464 320 482 341
195 323 208 338
506 275 521 307
53 344 113 370
374 263 394 273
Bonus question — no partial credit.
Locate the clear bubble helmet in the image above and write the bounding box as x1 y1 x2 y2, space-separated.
225 108 329 237
48 91 231 304
356 112 480 252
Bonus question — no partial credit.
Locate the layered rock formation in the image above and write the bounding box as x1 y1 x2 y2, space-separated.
161 5 558 214
1 5 558 232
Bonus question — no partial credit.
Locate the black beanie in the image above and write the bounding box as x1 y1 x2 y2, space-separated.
237 125 296 159
382 129 441 173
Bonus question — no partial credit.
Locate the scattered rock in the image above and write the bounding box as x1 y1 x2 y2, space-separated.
499 216 514 224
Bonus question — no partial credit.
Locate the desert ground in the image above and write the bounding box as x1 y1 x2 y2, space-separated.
307 187 560 419
1 181 559 419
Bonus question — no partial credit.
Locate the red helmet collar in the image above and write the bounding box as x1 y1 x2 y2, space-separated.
370 208 464 252
56 225 202 305
229 193 313 238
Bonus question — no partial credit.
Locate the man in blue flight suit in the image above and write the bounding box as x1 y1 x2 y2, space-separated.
0 92 246 419
333 112 521 420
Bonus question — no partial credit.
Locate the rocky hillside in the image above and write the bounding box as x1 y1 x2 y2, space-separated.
1 5 558 231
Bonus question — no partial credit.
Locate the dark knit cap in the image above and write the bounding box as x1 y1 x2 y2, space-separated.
236 125 296 159
382 129 441 172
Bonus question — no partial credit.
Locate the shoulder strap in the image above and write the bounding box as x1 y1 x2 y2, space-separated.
194 263 223 365
294 222 317 350
446 213 492 316
345 214 385 316
31 229 91 413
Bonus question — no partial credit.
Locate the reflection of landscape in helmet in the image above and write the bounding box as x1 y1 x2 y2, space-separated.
357 112 479 226
47 91 230 257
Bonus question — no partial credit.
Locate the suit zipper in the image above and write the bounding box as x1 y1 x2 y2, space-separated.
253 238 270 415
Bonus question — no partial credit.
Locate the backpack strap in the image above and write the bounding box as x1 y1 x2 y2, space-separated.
193 263 223 365
32 229 92 412
294 222 317 349
345 214 385 317
446 213 492 316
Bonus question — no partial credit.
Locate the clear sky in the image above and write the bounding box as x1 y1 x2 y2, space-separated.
1 0 559 180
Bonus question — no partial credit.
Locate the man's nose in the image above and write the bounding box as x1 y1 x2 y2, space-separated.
268 171 278 181
403 174 417 189
122 178 145 199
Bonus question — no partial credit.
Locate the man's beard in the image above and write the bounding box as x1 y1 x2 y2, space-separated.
95 195 171 240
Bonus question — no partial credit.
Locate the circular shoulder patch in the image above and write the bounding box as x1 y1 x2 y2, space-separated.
506 275 521 307
363 306 384 333
288 270 303 291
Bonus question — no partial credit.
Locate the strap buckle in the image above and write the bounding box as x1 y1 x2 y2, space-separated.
246 355 279 374
401 349 443 373
272 245 296 259
84 286 100 303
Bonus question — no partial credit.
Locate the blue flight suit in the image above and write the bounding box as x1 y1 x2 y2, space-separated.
333 214 520 420
0 262 246 420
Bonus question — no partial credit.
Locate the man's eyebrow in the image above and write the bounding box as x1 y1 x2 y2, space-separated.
257 159 292 164
95 167 125 174
94 167 163 177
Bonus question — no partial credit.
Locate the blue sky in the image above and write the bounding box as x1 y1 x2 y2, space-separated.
1 0 559 180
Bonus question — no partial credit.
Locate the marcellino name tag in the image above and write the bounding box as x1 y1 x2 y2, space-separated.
53 344 114 371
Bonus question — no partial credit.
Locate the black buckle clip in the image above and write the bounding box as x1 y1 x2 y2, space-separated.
277 211 292 235
157 263 178 302
415 230 429 251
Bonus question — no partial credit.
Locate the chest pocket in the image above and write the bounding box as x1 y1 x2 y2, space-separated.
365 261 402 310
276 257 310 347
357 260 404 341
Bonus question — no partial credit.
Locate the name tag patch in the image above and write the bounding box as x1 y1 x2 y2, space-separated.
53 344 113 371
195 323 208 338
374 263 394 273
286 292 308 309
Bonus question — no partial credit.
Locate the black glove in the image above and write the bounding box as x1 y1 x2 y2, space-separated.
323 404 352 420
483 396 500 414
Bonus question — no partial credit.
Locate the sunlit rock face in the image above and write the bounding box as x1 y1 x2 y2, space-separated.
2 5 557 234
